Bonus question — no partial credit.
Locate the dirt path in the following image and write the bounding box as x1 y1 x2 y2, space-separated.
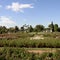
28 50 56 54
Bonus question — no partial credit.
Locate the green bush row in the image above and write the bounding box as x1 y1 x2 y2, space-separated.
0 38 60 48
0 47 60 60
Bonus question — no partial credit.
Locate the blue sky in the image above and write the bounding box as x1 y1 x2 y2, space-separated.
0 0 60 28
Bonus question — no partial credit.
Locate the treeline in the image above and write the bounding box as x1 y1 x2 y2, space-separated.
0 22 60 34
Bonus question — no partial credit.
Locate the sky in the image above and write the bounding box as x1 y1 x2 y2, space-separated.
0 0 60 28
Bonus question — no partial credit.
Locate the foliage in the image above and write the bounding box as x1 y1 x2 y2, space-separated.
15 26 19 32
34 25 44 32
58 27 60 32
0 22 60 33
48 21 54 32
8 27 15 33
28 25 33 32
20 26 24 31
0 36 60 48
54 24 58 31
0 48 46 60
0 48 59 60
0 26 7 34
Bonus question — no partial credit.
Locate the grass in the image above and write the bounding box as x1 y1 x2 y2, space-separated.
0 47 58 51
0 32 60 60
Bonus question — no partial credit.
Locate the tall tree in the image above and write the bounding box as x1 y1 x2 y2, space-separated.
28 25 33 32
48 21 54 32
15 26 19 32
54 24 58 31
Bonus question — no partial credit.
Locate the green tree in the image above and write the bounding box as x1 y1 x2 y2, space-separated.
0 26 3 34
8 27 15 33
54 24 58 31
2 26 7 33
20 27 24 31
58 27 60 32
34 25 44 32
15 26 19 32
0 26 7 34
48 21 54 32
28 25 33 32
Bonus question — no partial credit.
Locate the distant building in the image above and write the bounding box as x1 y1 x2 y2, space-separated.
44 28 52 32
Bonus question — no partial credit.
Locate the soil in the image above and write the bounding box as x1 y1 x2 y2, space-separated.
28 50 56 54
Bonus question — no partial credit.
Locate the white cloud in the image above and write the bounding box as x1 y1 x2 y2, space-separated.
6 2 34 12
0 16 16 27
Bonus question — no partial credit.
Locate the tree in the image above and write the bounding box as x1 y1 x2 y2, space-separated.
54 24 58 31
34 25 44 32
48 21 54 32
15 26 19 32
8 27 15 33
28 25 33 32
0 26 3 34
58 27 60 32
20 27 24 31
23 24 29 32
0 26 7 34
2 26 7 33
